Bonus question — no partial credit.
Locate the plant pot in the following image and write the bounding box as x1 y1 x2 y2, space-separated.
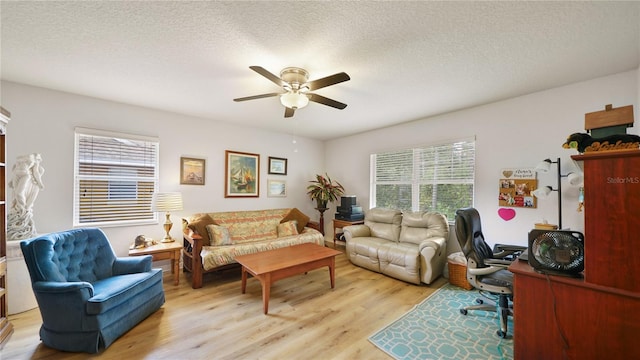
316 200 328 209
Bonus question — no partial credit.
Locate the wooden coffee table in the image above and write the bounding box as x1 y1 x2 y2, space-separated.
236 243 342 314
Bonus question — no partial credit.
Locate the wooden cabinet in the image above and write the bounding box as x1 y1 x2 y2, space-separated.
510 150 640 358
0 107 12 348
573 150 640 292
510 261 640 359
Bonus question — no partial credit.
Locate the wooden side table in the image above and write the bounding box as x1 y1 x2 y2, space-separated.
332 219 364 248
128 241 182 285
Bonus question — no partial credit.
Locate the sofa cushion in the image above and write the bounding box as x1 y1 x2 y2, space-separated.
364 208 402 242
206 224 233 246
400 211 449 245
200 229 324 270
277 221 299 237
280 208 310 233
378 242 421 284
345 236 390 273
187 213 217 246
208 209 288 244
86 269 163 315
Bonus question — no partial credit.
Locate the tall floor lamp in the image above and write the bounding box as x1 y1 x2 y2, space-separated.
533 158 564 229
533 157 584 230
151 192 183 242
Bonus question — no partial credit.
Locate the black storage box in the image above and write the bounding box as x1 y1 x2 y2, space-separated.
335 213 364 221
340 196 357 208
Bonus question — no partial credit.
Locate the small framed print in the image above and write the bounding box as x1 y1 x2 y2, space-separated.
180 157 206 185
267 179 287 197
268 156 287 175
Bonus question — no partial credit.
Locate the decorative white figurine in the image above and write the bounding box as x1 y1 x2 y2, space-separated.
8 153 45 240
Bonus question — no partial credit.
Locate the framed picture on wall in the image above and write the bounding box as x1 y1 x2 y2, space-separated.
180 157 206 185
268 156 287 175
267 179 287 197
225 150 260 197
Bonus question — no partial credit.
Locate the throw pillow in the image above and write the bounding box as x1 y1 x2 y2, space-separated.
277 220 299 237
187 213 217 246
206 224 233 246
280 208 309 233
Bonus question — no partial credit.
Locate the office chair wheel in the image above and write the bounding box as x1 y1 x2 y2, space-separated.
497 330 507 338
475 298 484 304
460 309 468 315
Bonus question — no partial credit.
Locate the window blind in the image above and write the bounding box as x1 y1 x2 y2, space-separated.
371 138 475 220
74 128 159 227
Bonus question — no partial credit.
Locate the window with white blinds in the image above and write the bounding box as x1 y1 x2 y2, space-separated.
73 128 159 227
370 137 475 221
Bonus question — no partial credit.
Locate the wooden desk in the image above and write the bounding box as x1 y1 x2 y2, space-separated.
509 260 640 358
332 219 364 248
129 242 182 285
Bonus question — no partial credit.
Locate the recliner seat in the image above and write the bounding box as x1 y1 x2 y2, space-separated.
344 208 449 285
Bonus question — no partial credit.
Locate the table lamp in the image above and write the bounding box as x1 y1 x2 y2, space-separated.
151 192 183 242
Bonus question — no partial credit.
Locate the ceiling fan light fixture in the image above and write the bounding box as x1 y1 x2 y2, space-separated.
280 92 309 109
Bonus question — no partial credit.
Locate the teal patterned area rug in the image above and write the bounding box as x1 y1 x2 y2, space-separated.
369 284 513 360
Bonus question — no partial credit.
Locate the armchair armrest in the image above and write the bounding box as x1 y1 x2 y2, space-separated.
32 281 95 332
418 236 446 252
343 224 371 240
493 244 527 261
467 264 510 276
484 259 514 267
113 256 152 275
33 280 94 296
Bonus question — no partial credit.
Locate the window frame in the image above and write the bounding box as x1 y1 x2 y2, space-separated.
370 137 476 221
73 127 159 227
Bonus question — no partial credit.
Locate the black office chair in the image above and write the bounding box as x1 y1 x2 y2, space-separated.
454 207 526 338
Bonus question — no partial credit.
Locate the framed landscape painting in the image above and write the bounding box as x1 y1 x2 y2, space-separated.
267 179 287 197
268 156 287 175
180 157 205 185
225 150 259 197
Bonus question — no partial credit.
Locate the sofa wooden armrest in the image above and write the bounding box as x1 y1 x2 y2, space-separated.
306 220 321 232
182 229 205 289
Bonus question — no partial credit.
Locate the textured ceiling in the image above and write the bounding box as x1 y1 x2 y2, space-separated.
1 1 639 140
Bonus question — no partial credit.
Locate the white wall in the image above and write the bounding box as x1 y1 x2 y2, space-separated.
325 70 639 247
2 69 638 253
1 81 325 256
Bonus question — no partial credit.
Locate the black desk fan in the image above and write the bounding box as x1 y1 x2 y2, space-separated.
528 230 585 276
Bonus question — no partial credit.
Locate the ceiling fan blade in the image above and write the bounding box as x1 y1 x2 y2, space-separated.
249 66 286 87
284 107 295 118
305 72 350 91
308 93 347 109
233 93 281 102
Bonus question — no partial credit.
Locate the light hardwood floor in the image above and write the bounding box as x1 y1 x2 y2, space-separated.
3 250 446 360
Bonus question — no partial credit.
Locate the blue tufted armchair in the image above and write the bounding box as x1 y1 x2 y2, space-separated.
20 228 165 353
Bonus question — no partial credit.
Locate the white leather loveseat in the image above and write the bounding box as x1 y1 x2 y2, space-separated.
343 208 449 285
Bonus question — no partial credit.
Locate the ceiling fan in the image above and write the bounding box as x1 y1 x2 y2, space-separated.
233 66 350 118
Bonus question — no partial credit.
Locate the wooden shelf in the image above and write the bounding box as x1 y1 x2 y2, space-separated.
0 106 13 349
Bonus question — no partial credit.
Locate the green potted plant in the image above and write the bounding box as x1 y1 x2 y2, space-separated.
306 173 345 209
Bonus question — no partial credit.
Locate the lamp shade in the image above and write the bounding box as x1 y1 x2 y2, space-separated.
532 186 553 198
280 92 309 109
567 172 584 187
535 159 552 172
151 192 183 212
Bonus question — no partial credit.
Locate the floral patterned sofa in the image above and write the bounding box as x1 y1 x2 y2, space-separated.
182 208 323 288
